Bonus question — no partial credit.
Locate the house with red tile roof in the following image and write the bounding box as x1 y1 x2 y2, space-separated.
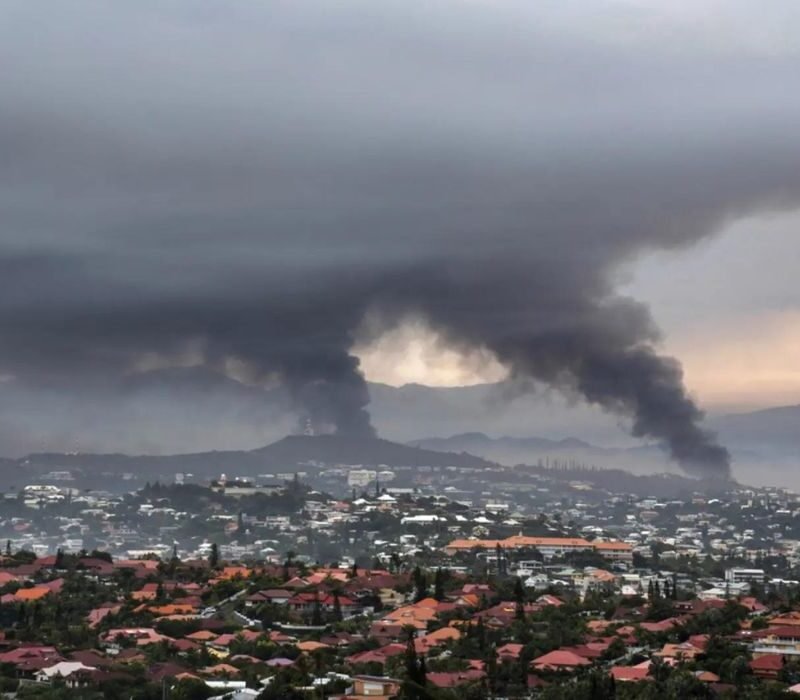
101 628 172 647
347 643 406 668
382 602 438 629
186 630 218 642
561 642 609 660
369 622 405 645
536 594 564 608
750 653 783 679
694 670 721 683
200 662 240 676
209 633 238 649
655 641 703 661
172 639 201 653
427 669 486 688
216 566 253 581
416 625 460 651
13 586 51 602
87 604 121 628
767 611 800 627
639 617 681 633
496 643 524 661
739 597 767 615
0 571 22 586
267 630 296 644
283 576 310 589
532 650 592 671
0 646 62 667
246 588 293 606
346 649 392 667
611 665 651 682
147 603 198 617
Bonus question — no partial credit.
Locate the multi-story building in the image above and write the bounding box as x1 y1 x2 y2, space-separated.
725 568 766 584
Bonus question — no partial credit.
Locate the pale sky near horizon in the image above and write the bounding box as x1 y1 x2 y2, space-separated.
357 210 800 412
623 210 800 411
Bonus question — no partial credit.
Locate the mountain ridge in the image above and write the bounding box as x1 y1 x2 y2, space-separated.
13 434 493 481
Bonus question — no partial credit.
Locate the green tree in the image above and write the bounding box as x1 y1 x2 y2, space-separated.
311 592 323 626
495 543 505 577
401 627 429 699
208 542 219 569
514 577 526 620
332 590 343 622
283 550 296 582
169 678 214 700
236 510 245 535
413 566 428 602
434 568 446 602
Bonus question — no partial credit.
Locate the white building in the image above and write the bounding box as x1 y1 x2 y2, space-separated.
725 568 766 584
347 469 377 488
35 661 95 683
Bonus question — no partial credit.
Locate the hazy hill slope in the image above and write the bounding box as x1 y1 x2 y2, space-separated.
713 404 800 451
252 435 492 469
17 434 492 480
409 432 672 474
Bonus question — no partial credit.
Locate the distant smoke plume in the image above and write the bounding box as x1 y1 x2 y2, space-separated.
1 1 800 472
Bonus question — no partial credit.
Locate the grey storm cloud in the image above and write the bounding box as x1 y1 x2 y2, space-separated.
2 0 800 474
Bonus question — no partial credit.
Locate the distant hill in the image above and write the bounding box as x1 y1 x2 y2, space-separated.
410 432 593 454
713 404 800 451
409 432 673 474
252 435 492 469
14 434 492 482
409 414 800 485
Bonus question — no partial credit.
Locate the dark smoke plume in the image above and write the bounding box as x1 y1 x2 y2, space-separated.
1 1 800 474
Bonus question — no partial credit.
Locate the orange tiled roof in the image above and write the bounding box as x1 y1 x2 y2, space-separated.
504 535 592 548
148 604 197 617
186 630 218 642
769 612 800 627
445 536 632 552
446 536 592 550
593 541 633 551
15 587 51 601
201 663 239 675
424 627 461 643
219 566 252 580
444 539 506 550
532 650 592 669
384 605 438 623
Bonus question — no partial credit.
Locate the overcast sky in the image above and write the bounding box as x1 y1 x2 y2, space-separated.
624 211 800 410
1 0 799 463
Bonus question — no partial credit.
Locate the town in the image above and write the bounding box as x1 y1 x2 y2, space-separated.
3 460 800 698
3 0 800 696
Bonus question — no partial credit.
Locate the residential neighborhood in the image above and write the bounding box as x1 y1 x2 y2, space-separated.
3 465 800 697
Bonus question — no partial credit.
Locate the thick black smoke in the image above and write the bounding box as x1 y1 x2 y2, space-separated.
1 1 800 474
